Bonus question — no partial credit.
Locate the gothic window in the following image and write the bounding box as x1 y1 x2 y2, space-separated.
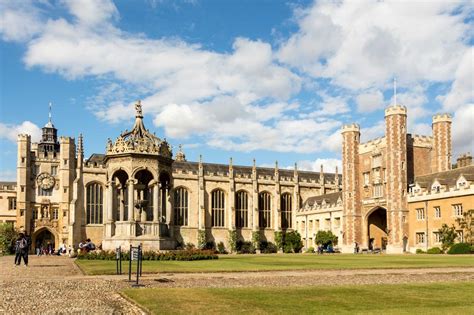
235 191 248 228
174 187 188 226
434 206 441 218
211 189 225 227
452 204 463 217
281 193 292 229
86 183 103 224
258 192 271 228
416 208 425 221
38 187 52 196
52 208 58 220
8 197 16 210
416 232 425 244
32 208 38 220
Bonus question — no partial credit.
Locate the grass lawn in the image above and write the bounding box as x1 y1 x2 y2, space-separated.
76 254 474 275
122 281 474 314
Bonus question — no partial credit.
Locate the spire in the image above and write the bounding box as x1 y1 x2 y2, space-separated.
175 144 186 162
393 77 397 106
44 102 55 128
78 133 84 154
135 100 143 118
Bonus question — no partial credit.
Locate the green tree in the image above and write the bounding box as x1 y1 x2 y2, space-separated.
315 230 338 248
252 231 261 250
227 229 238 253
197 229 206 250
456 209 474 245
438 224 458 251
0 223 18 254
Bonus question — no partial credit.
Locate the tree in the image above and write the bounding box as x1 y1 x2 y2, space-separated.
315 230 338 248
456 209 474 245
0 223 18 254
438 224 458 251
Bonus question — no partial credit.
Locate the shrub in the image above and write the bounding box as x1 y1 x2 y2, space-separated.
274 231 283 250
260 241 277 254
426 247 442 254
236 241 255 254
416 249 425 254
217 242 227 254
447 243 471 255
197 230 206 250
185 242 195 250
315 230 338 248
228 230 237 253
438 224 458 251
252 231 261 250
76 249 218 261
471 245 474 253
0 223 18 254
306 247 315 253
284 231 303 253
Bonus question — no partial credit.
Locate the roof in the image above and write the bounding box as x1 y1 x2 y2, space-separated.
0 181 17 190
173 160 342 182
414 165 474 188
303 191 343 207
86 154 105 165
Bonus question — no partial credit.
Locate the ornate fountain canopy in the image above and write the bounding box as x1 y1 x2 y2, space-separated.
106 100 172 158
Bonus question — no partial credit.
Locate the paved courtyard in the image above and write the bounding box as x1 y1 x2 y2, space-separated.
1 255 473 314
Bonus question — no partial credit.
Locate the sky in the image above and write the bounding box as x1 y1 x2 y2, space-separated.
0 0 473 181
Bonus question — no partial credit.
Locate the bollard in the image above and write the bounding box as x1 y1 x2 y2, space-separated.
128 244 132 282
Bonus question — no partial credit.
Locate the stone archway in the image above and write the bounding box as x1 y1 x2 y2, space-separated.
32 227 58 253
367 207 387 250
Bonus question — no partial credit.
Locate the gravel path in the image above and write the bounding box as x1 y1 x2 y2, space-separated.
1 255 473 314
0 255 145 314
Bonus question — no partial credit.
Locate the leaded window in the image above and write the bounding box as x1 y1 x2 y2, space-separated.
281 193 292 229
235 191 248 228
174 187 188 226
212 189 225 227
258 192 271 228
86 183 103 224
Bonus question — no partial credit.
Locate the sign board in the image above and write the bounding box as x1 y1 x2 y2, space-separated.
131 248 139 261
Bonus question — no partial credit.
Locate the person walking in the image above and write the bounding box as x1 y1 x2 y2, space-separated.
14 233 29 266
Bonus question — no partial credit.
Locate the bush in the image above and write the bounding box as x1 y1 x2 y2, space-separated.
217 242 227 254
0 223 18 254
197 230 206 250
274 231 283 250
471 245 474 253
228 230 237 253
315 230 338 248
236 241 255 254
284 231 303 253
416 249 426 254
185 243 195 250
306 247 315 253
260 241 277 254
76 249 218 261
252 231 261 250
426 247 442 254
447 243 471 255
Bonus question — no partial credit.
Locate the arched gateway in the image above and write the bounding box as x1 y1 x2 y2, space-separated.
101 101 175 251
367 207 388 251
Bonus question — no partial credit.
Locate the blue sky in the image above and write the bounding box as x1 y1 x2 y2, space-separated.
0 0 473 181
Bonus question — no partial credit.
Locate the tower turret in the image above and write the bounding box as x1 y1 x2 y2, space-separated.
431 113 452 173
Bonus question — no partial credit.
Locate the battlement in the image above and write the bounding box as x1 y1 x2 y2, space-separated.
412 134 433 148
17 134 31 141
385 105 407 117
341 123 360 133
432 113 452 124
59 136 75 144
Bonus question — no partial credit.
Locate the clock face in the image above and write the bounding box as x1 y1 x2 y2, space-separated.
37 172 55 190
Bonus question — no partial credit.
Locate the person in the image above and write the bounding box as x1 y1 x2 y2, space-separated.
85 239 95 252
14 233 28 266
36 240 42 256
354 242 359 254
68 245 73 257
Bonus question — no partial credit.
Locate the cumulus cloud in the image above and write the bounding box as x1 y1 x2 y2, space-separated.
452 104 474 157
0 0 44 42
295 158 342 173
278 1 471 90
0 121 41 143
356 90 384 113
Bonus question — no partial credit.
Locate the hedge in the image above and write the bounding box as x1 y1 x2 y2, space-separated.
77 249 218 261
426 247 442 254
447 243 471 255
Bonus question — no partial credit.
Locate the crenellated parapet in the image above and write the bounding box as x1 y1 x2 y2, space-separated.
385 104 407 116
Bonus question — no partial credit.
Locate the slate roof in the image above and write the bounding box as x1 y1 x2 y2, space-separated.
414 165 474 188
86 154 105 165
303 191 343 207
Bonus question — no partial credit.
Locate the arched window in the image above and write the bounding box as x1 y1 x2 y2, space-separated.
281 193 292 229
86 183 103 224
258 192 271 228
174 187 188 226
235 191 248 228
212 189 225 227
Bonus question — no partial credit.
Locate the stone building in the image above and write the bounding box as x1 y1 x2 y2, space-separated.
296 104 473 253
8 101 341 251
2 100 472 254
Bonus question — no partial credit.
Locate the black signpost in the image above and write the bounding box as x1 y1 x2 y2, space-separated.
128 244 143 286
115 246 122 275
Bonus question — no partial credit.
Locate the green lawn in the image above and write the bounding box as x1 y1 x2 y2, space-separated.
123 281 474 314
76 254 474 275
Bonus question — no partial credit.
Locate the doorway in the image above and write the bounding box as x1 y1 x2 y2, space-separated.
367 207 387 250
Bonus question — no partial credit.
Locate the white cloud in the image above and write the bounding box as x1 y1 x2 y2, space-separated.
440 48 474 112
0 0 44 42
295 158 342 173
62 0 119 27
452 104 474 157
356 90 384 113
0 121 41 143
278 1 472 90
